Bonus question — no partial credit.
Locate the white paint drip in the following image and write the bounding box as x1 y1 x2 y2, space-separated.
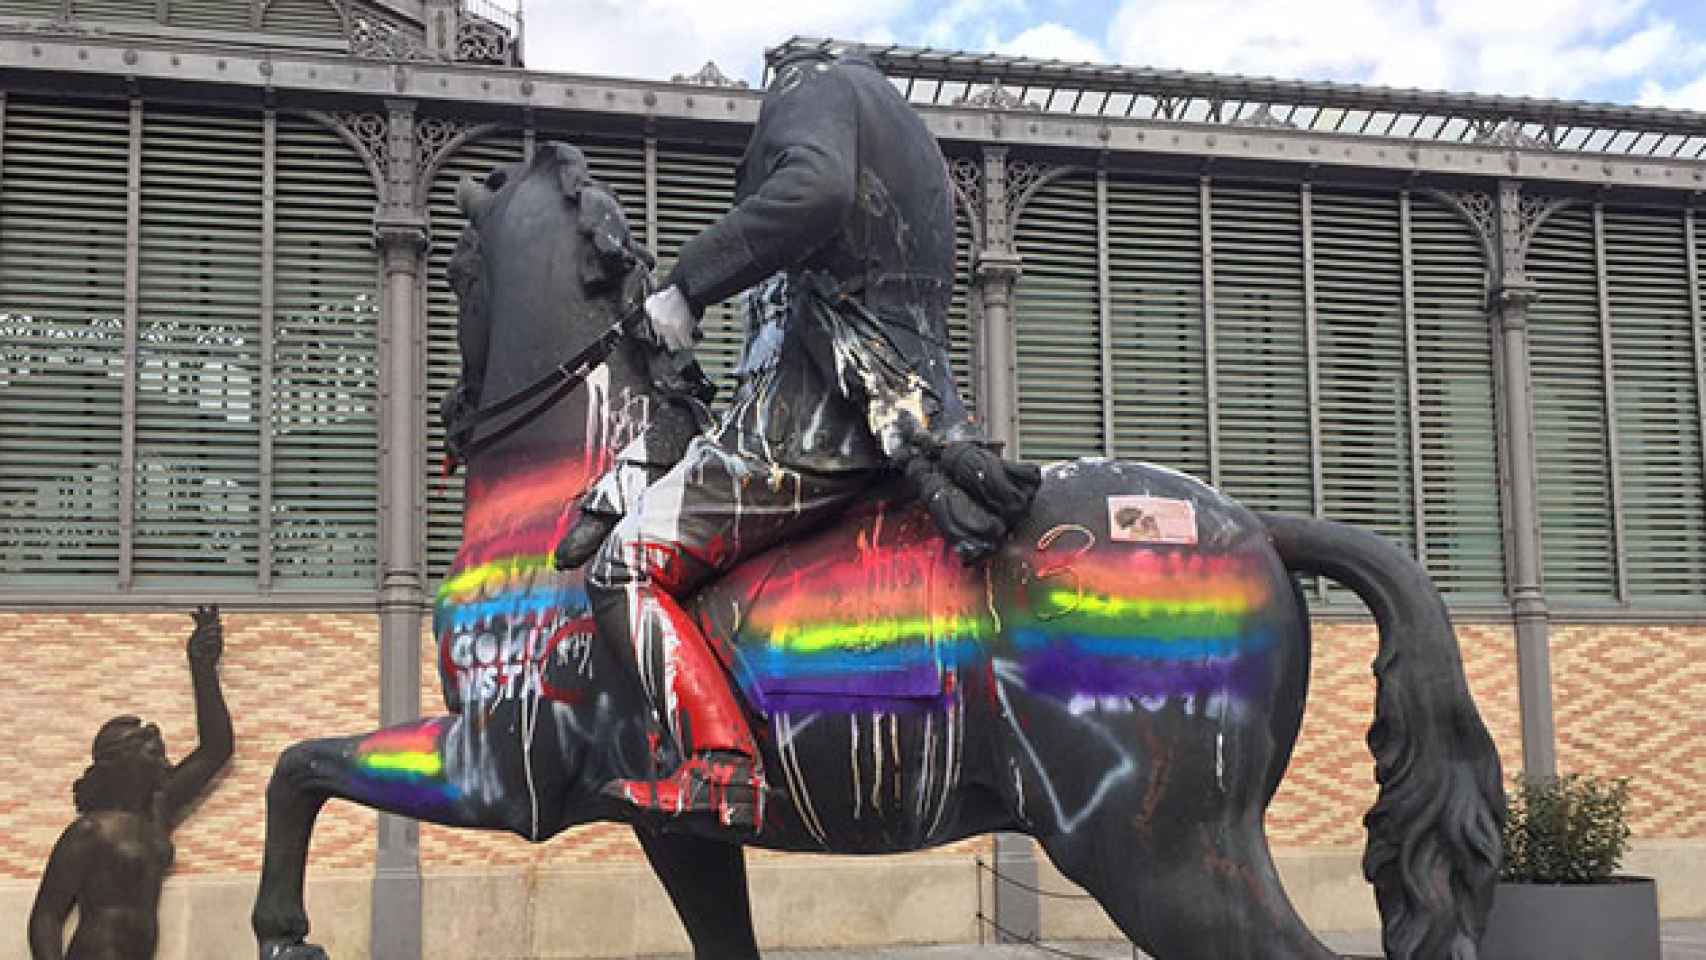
926 689 961 839
888 712 902 810
870 712 884 815
850 714 862 820
991 660 1137 834
778 713 829 846
1215 731 1226 792
917 712 935 823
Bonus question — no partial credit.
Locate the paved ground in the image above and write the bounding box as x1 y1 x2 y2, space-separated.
692 919 1706 959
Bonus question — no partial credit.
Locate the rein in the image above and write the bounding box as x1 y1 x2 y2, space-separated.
444 303 648 472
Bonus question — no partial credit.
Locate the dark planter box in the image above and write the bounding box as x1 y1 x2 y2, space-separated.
1480 876 1660 960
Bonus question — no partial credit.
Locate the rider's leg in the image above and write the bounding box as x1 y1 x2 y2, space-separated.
585 438 871 829
555 393 708 570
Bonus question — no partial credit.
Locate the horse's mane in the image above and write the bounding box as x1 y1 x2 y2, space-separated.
448 150 647 345
444 148 648 426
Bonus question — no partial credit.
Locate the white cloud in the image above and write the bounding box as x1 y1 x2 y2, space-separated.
520 0 910 84
998 23 1107 64
1101 0 1695 100
1638 74 1706 110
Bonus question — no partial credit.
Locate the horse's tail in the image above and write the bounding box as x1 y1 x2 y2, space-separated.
1257 512 1504 960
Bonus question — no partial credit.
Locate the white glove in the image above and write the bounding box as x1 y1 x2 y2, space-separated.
645 285 697 352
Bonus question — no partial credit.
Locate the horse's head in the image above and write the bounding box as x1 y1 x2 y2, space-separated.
449 142 654 455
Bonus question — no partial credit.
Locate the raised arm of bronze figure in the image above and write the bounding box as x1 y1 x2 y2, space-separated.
159 604 234 825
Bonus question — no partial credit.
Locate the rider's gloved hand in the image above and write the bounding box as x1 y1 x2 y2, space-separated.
645 285 697 352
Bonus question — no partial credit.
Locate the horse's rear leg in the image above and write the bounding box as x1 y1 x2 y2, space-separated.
1041 819 1336 960
253 716 538 958
634 827 760 959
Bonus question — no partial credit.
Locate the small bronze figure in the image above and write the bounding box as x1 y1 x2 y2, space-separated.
29 605 234 960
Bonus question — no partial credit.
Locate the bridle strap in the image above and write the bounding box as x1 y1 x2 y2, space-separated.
445 303 647 469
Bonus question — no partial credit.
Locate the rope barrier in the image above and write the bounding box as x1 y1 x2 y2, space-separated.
974 914 1140 960
974 857 1144 960
975 856 1096 900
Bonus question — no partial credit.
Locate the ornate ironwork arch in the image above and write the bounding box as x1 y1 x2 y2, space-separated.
415 120 511 206
304 108 389 199
1008 162 1083 229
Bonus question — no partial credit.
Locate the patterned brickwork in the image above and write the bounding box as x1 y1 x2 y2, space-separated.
1266 621 1522 848
7 612 1697 884
1552 622 1706 840
0 612 380 880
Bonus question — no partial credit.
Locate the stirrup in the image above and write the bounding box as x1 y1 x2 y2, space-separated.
601 750 766 832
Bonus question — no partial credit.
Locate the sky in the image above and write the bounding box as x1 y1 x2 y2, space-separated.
518 0 1706 110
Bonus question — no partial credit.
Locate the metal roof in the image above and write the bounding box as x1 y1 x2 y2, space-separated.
768 36 1706 160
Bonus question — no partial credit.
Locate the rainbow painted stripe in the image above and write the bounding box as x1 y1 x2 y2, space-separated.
353 720 461 811
734 542 980 705
1010 550 1277 701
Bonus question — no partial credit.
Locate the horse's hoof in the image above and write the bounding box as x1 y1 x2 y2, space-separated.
259 940 329 960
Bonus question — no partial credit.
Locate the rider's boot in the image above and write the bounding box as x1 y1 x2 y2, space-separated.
553 457 646 570
596 588 766 831
553 506 618 570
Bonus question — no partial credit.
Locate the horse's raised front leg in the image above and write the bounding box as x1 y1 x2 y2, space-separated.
253 715 541 959
633 827 760 959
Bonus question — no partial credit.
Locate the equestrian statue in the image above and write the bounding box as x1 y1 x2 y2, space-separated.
253 48 1504 960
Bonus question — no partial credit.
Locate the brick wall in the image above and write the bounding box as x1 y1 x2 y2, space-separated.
4 612 1700 886
1552 622 1706 840
1266 621 1524 847
0 612 379 880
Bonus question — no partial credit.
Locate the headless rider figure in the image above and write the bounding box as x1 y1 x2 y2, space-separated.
559 48 981 831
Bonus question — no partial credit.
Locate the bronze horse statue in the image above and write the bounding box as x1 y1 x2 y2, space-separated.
252 142 1503 960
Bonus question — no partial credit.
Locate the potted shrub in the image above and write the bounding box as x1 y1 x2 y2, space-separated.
1479 773 1660 960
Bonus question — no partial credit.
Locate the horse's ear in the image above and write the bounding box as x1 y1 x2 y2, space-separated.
455 174 493 221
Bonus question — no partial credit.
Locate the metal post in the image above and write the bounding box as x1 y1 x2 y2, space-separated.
1400 190 1427 563
1096 163 1114 457
644 135 658 251
1492 180 1556 778
1591 202 1629 603
977 146 1021 457
1686 209 1706 550
258 107 277 591
974 146 1037 942
1300 182 1327 599
119 96 143 590
372 99 427 960
1200 175 1221 487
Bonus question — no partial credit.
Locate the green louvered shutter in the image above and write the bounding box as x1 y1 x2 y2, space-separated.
1410 194 1504 599
71 0 149 21
1529 205 1616 601
1211 182 1311 514
424 133 525 580
271 114 379 585
133 107 264 583
1313 187 1413 552
167 0 252 31
0 98 129 585
1 1 71 16
1106 172 1207 478
1605 207 1705 602
949 194 977 417
655 141 745 392
1013 171 1101 461
261 0 345 38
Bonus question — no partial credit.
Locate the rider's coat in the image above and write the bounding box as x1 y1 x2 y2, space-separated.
581 51 975 824
665 51 970 473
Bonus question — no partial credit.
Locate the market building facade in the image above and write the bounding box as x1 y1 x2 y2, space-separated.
0 2 1702 957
